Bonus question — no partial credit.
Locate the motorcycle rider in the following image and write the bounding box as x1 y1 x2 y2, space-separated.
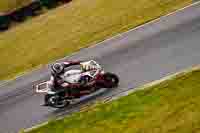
50 61 80 90
49 60 97 96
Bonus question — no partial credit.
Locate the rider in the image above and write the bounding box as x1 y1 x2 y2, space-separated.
50 61 80 90
49 60 96 93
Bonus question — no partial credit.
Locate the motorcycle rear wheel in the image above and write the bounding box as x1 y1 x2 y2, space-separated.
44 94 70 108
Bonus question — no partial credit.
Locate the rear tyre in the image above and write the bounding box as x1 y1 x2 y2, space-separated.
44 94 70 108
103 73 119 88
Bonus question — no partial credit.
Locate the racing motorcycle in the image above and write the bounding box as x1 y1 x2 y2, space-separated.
35 60 119 108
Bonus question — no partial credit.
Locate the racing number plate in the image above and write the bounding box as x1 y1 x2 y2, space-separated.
35 82 50 93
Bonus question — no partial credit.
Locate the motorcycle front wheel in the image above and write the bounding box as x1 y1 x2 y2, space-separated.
103 72 119 88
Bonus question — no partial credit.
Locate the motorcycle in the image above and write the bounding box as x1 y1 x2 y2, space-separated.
35 60 119 108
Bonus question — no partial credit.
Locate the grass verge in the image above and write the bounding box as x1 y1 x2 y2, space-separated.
0 0 33 13
25 66 200 133
0 0 192 80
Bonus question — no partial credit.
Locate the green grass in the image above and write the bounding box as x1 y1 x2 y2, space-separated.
0 0 33 13
0 0 191 80
25 67 200 133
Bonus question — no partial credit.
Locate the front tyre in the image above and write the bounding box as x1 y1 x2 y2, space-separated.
44 94 70 108
103 72 119 88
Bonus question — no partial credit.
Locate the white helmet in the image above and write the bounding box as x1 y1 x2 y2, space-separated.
51 63 64 74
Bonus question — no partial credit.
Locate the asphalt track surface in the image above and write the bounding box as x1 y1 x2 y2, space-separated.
1 3 200 133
